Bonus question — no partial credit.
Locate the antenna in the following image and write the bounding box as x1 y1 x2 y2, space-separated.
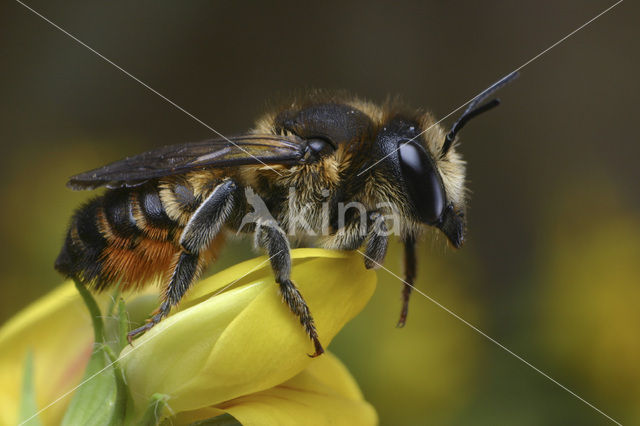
441 71 519 156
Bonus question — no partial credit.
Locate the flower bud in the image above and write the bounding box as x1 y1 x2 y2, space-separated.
121 249 376 417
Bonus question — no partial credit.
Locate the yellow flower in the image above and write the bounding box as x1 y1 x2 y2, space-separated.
0 284 97 425
172 351 377 426
122 248 376 420
0 249 377 425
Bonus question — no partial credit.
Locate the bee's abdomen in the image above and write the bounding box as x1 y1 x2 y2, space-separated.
55 184 181 291
55 198 107 285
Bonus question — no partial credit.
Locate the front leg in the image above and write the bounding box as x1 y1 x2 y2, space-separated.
397 236 416 327
325 210 416 328
323 210 388 269
256 222 324 357
363 211 389 269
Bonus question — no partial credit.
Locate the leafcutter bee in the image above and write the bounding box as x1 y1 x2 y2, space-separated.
56 72 517 357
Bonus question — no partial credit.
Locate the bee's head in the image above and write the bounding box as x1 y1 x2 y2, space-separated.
375 116 461 248
384 72 518 248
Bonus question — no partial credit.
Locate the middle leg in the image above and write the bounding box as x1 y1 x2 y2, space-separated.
256 223 324 357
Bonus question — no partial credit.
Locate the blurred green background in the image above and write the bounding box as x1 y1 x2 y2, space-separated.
1 1 639 424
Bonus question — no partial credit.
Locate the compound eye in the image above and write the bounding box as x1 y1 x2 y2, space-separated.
398 141 445 224
306 137 335 159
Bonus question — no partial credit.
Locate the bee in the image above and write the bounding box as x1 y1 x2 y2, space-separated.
55 72 517 357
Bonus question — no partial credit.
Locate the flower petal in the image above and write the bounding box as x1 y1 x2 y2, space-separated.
171 352 377 426
0 283 95 425
0 282 154 425
121 249 376 417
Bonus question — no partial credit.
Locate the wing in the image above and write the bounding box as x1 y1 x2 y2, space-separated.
67 134 305 190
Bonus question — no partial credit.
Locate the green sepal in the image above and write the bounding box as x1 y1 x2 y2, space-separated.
60 280 128 426
187 413 242 426
189 414 242 426
135 393 170 426
18 350 42 426
158 412 241 426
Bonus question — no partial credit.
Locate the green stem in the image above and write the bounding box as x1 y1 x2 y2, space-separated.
117 297 129 352
73 279 104 343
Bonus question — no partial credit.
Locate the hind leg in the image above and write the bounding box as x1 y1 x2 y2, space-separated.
127 251 200 341
128 180 237 342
